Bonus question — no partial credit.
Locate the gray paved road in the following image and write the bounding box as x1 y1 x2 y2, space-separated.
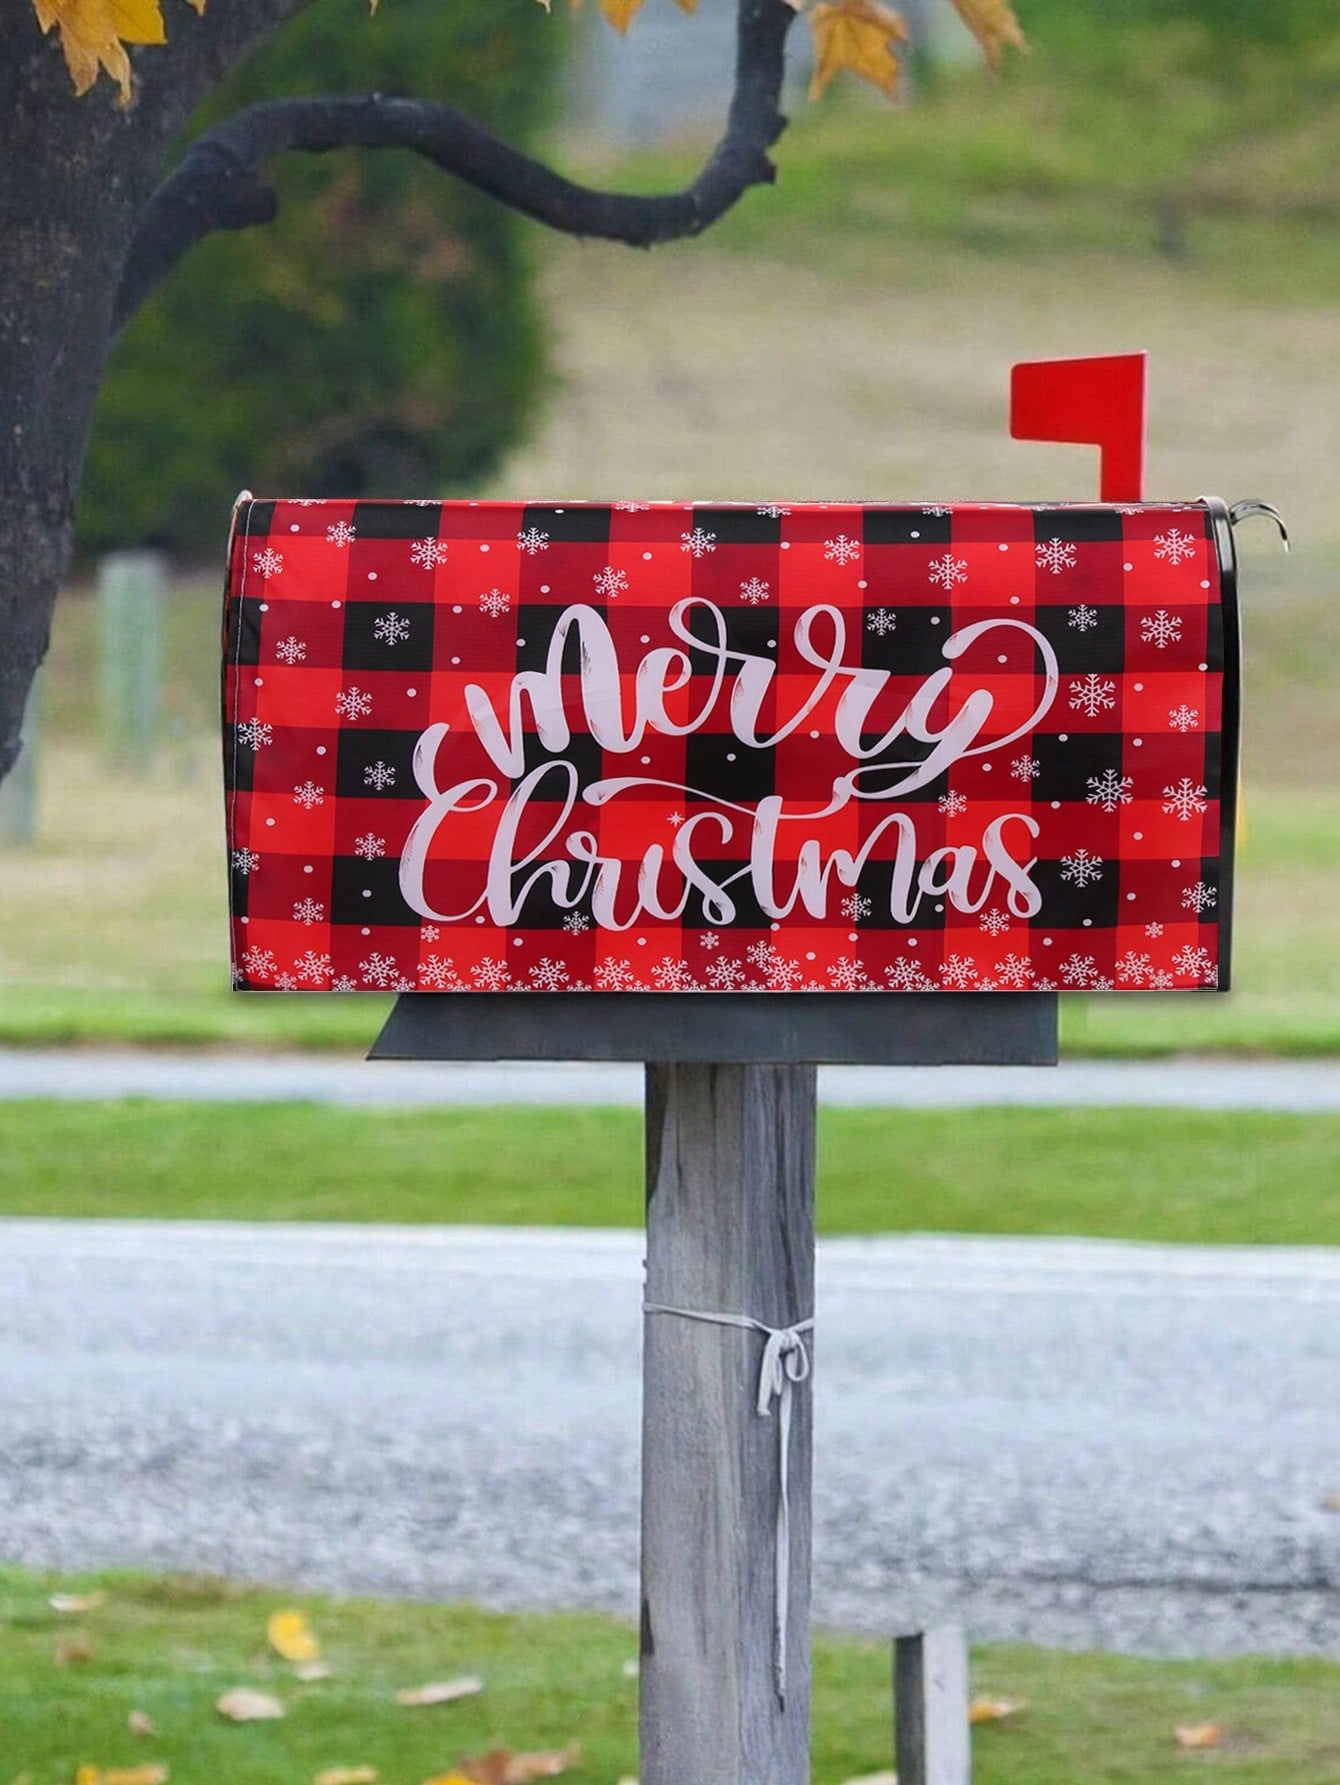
1 1219 1337 1657
4 1048 1340 1110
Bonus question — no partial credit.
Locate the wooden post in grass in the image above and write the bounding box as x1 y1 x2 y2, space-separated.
895 1627 972 1785
0 668 40 846
98 549 167 771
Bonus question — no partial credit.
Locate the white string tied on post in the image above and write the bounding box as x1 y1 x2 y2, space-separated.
643 1302 814 1706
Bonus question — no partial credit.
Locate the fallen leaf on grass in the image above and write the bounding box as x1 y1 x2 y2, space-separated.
268 1609 321 1663
74 1768 169 1785
421 1776 475 1785
1175 1723 1224 1750
217 1687 285 1722
969 1695 1026 1724
127 1712 155 1737
454 1746 581 1783
396 1677 484 1708
50 1592 106 1615
54 1638 94 1666
314 1769 378 1785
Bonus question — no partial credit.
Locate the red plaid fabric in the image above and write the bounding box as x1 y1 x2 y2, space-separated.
223 499 1236 994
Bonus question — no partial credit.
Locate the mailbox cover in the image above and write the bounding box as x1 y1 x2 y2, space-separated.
224 499 1238 994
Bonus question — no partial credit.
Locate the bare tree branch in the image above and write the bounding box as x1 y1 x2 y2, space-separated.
115 0 796 332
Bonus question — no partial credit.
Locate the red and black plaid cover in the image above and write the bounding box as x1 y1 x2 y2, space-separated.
223 499 1238 994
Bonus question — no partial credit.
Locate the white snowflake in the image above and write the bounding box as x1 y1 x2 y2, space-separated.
886 958 933 991
1172 943 1216 985
252 547 284 578
921 504 951 517
471 956 512 990
653 956 697 990
1181 879 1217 914
1060 848 1104 888
841 892 872 921
746 941 802 988
994 954 1034 989
1154 528 1197 566
335 686 372 720
828 956 870 991
275 636 307 665
707 956 747 990
1116 950 1152 986
421 924 440 942
595 958 636 990
615 501 651 512
940 954 980 990
420 955 464 990
1086 769 1134 813
236 718 273 750
1059 952 1097 987
1067 604 1099 632
824 535 861 566
1069 674 1117 717
739 577 771 606
410 537 449 569
294 950 332 985
231 847 260 876
273 973 300 991
667 811 684 828
325 520 357 548
562 911 591 934
593 566 628 599
865 608 897 637
363 760 396 792
928 551 968 590
1168 704 1201 733
1036 538 1077 575
979 908 1010 936
1091 976 1116 991
292 780 326 810
938 790 968 816
292 897 325 926
1141 609 1183 650
756 504 791 518
359 951 400 988
331 975 358 992
1147 969 1175 989
517 527 551 555
373 611 411 647
354 832 386 860
529 957 570 990
680 527 718 558
1010 755 1041 783
479 588 511 619
1145 921 1165 938
700 932 721 951
241 944 277 979
1162 778 1209 822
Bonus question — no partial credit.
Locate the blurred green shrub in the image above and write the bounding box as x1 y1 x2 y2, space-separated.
80 0 558 557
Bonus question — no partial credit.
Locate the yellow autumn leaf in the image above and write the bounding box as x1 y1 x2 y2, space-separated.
1174 1723 1224 1750
421 1776 476 1785
969 1693 1027 1724
807 0 908 103
947 0 1026 72
268 1608 321 1664
539 0 693 24
31 0 192 102
75 1769 169 1785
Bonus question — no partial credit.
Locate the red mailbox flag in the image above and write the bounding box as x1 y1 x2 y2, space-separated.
1010 353 1148 503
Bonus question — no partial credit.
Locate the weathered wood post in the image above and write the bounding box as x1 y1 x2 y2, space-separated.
98 548 166 771
0 668 40 846
895 1627 972 1785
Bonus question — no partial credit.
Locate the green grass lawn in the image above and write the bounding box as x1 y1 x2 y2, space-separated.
1 1101 1336 1245
4 1567 1340 1785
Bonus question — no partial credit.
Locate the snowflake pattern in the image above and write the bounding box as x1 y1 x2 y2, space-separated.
700 931 720 951
886 958 933 991
1068 604 1098 632
1173 943 1216 985
1060 848 1104 888
824 535 861 566
841 892 872 921
707 956 746 990
1086 769 1134 813
1010 755 1041 783
292 780 325 810
242 945 277 979
828 957 870 991
479 588 511 619
865 609 897 637
994 954 1034 989
1181 879 1217 914
518 527 552 555
275 637 307 665
471 957 511 990
373 611 411 647
1168 704 1201 733
1154 528 1197 566
354 832 386 860
1059 953 1098 987
290 897 324 926
529 957 570 990
1116 951 1153 986
595 958 636 990
231 847 260 876
410 537 449 570
359 952 399 988
1146 921 1165 938
294 950 332 985
420 956 464 990
739 577 771 606
1140 609 1183 649
940 954 979 989
236 718 273 750
652 956 697 990
562 912 591 934
1162 778 1209 822
335 687 372 721
421 925 440 942
1069 674 1117 717
680 527 717 558
363 760 396 792
325 520 356 548
1036 538 1077 575
756 504 791 518
593 566 628 599
252 547 284 578
928 552 968 590
921 504 951 517
979 908 1010 936
938 790 968 817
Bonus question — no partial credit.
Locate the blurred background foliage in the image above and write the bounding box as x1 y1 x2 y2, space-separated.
78 0 558 557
